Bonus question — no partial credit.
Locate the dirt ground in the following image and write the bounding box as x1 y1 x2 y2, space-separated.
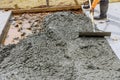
5 13 50 45
0 12 120 80
0 0 84 9
0 0 119 9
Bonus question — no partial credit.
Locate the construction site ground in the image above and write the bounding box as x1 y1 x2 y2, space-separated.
0 0 119 9
0 1 120 80
0 11 120 80
82 2 120 59
0 0 84 9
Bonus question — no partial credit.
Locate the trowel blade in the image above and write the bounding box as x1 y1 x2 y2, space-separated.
79 32 111 37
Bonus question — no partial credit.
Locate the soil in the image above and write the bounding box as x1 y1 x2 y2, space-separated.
5 13 50 45
0 12 120 80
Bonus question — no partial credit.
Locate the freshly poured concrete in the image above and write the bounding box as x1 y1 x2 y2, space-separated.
82 2 120 59
0 12 120 80
95 2 120 59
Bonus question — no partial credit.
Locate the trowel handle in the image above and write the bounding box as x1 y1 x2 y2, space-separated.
89 0 95 32
90 12 95 32
88 0 92 8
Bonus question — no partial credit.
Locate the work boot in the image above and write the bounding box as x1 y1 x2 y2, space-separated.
94 16 107 20
96 0 109 20
83 5 90 9
94 0 109 20
83 0 93 9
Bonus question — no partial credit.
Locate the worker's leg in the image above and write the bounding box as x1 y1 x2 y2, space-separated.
100 0 109 18
94 0 109 20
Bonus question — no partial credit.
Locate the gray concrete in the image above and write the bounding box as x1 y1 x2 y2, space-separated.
82 2 120 59
0 12 120 80
95 2 120 59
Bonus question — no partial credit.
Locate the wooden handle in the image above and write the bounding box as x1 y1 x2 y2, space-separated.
89 0 95 32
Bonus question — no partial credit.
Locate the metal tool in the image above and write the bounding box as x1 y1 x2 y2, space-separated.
79 0 111 37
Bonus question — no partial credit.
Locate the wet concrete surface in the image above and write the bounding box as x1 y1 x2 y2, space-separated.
0 12 120 80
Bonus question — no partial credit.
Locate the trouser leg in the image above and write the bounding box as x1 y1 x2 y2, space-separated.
100 0 109 17
91 0 93 4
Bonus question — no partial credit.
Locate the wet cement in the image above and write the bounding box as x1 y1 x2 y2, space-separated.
0 12 120 80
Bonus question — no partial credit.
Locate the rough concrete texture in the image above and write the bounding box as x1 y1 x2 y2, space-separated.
0 12 120 80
